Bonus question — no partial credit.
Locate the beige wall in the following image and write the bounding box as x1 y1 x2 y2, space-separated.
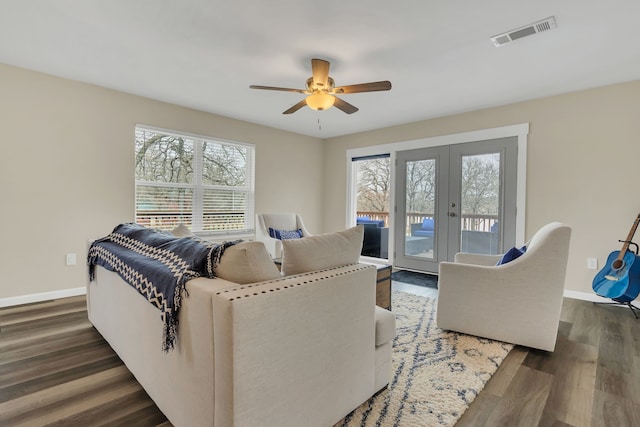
323 80 640 296
0 63 323 299
3 59 639 300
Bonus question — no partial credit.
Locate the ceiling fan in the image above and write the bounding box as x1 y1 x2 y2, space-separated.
249 58 391 114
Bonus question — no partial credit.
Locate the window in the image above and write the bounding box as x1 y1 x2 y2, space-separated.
352 154 391 259
135 126 255 236
353 154 391 225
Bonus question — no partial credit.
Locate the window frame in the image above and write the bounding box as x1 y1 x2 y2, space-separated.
134 125 255 238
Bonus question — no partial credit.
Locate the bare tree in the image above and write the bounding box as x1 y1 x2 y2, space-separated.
461 154 499 215
202 142 247 187
355 152 499 222
356 157 390 212
406 159 435 214
135 133 195 183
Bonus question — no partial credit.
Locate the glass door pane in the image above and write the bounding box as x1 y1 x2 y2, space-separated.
404 158 436 260
459 153 501 255
447 138 517 261
395 146 448 272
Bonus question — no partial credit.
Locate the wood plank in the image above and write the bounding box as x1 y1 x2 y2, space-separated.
558 297 580 323
590 389 640 427
482 346 529 397
103 400 170 427
44 389 165 427
0 313 93 350
455 390 501 426
594 309 640 402
483 365 553 426
0 297 86 327
0 296 85 317
568 300 602 347
0 326 104 365
0 341 116 390
0 366 133 423
0 355 123 404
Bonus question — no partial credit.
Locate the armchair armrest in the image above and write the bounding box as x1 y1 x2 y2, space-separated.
454 252 501 265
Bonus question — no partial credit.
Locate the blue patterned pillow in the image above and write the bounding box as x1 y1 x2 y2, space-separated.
268 227 303 240
496 245 527 265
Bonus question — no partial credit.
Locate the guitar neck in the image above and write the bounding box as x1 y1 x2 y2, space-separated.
617 214 640 262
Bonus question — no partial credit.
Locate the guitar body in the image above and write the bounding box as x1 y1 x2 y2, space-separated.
592 250 640 301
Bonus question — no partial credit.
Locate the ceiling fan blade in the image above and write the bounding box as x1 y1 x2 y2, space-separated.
311 58 330 88
282 99 308 114
333 97 359 114
250 85 306 94
334 80 392 94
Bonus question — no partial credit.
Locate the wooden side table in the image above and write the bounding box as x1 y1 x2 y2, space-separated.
361 262 392 310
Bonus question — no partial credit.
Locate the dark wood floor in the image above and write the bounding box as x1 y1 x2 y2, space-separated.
0 296 170 427
1 291 638 426
458 297 640 427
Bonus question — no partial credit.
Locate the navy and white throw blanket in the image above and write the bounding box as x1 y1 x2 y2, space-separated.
88 223 239 352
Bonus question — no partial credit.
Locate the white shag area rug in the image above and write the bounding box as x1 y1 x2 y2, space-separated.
337 291 513 427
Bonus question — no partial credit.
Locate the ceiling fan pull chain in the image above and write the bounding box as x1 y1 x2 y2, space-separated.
318 117 321 132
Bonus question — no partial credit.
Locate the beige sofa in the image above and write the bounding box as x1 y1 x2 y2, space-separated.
87 227 395 427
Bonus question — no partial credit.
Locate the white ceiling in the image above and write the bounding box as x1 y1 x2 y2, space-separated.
1 1 639 138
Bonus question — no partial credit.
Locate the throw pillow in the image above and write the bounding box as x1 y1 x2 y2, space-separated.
281 225 364 276
496 245 527 266
171 223 194 238
268 227 303 240
215 241 281 284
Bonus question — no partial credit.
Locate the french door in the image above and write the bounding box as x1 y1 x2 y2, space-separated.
394 137 518 273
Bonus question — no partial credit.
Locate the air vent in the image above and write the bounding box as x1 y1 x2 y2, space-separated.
490 16 557 47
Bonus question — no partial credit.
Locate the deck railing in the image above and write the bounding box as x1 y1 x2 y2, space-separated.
356 211 498 233
137 210 498 234
136 211 247 232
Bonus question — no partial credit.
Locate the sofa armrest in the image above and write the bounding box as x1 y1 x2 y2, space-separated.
87 268 240 427
212 263 377 427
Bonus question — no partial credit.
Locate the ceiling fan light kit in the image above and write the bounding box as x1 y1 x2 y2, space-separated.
250 58 391 115
306 92 335 110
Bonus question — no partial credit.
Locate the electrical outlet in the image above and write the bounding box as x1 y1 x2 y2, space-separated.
587 257 598 270
66 253 77 266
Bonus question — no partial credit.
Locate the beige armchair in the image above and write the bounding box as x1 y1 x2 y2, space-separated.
255 213 313 259
436 222 572 351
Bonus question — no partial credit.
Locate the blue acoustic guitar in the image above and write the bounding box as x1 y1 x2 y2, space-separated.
592 213 640 302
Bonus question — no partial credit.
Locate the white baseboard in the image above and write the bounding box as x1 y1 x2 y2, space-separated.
0 287 86 308
563 289 613 302
0 286 624 308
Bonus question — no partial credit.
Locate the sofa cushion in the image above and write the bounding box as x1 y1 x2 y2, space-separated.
375 306 396 346
281 226 364 276
215 241 281 284
171 223 194 238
